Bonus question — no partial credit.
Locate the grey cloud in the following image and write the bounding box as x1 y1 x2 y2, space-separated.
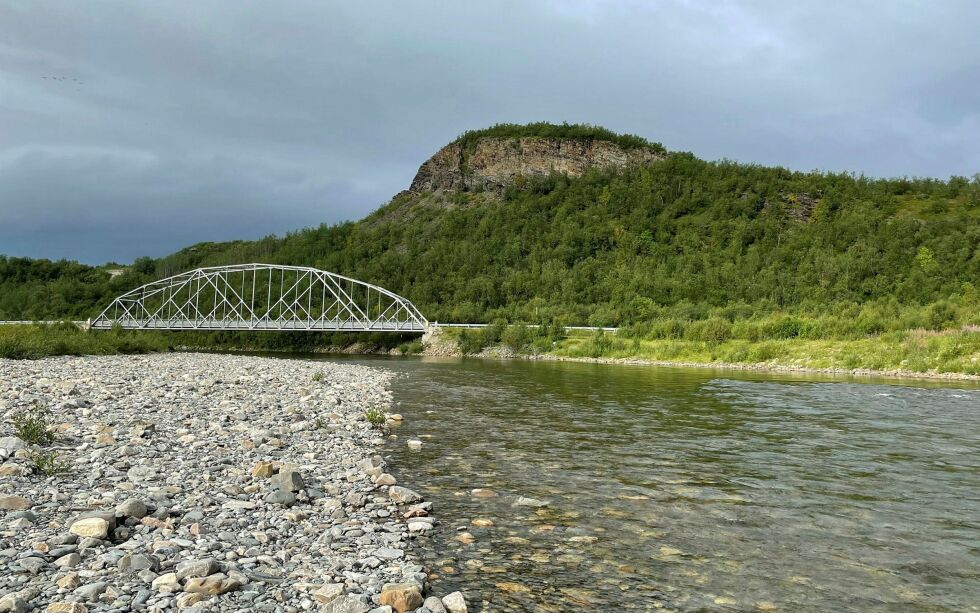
1 1 978 263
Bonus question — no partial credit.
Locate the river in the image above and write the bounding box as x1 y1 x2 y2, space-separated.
317 356 979 612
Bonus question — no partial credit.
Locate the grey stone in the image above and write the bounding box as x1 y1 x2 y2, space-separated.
7 511 36 522
387 486 422 504
264 490 296 506
0 595 29 613
322 595 371 613
115 498 148 519
271 468 304 492
18 557 45 575
132 590 152 607
8 518 32 531
0 437 25 453
126 465 158 483
442 592 467 613
176 558 221 581
74 581 109 601
118 553 159 573
53 552 81 568
373 548 404 560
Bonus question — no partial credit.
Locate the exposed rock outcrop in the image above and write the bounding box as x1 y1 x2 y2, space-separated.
409 136 664 194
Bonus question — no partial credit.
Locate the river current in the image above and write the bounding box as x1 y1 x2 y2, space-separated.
322 356 979 612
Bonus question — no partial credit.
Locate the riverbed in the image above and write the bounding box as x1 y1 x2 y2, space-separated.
334 356 980 612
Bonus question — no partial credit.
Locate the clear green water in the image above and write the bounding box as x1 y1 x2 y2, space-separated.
328 356 980 612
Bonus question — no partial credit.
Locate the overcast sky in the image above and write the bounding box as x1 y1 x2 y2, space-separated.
1 1 978 264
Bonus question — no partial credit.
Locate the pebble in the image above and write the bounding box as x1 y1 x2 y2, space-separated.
512 496 550 507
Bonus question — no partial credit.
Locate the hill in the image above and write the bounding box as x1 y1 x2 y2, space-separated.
3 123 980 347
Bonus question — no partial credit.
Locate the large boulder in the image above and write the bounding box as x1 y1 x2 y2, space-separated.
379 583 423 613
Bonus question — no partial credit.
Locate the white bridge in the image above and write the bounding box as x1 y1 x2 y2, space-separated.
90 264 428 332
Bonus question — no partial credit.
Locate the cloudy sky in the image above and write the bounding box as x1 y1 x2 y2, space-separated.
2 1 978 264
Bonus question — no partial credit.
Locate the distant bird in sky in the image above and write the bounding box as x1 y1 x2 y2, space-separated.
41 76 84 84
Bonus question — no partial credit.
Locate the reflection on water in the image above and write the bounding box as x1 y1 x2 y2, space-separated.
331 357 980 612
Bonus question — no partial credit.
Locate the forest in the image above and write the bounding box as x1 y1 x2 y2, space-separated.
3 127 979 350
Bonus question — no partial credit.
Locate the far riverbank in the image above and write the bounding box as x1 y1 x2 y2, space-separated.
2 322 978 382
425 326 980 382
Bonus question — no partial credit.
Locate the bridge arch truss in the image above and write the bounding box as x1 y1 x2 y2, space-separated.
90 264 428 332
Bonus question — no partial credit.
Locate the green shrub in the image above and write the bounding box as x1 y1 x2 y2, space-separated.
648 318 686 340
483 320 506 344
28 449 70 476
311 371 324 382
501 324 532 351
758 316 814 340
13 403 55 446
684 317 732 342
927 301 957 330
583 329 614 358
458 329 487 354
398 339 424 355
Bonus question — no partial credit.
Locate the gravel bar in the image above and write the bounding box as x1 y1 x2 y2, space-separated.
0 353 465 613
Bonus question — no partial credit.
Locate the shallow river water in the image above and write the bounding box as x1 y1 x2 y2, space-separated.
327 356 979 612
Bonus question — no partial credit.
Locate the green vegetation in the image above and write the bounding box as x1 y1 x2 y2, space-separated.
165 330 419 354
452 121 665 153
27 449 70 476
0 322 420 361
311 371 324 382
0 323 168 360
12 402 56 446
364 407 387 429
551 327 980 376
0 256 155 320
397 339 424 355
2 123 979 374
455 321 568 354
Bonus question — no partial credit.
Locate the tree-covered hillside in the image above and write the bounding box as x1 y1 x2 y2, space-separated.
3 128 980 341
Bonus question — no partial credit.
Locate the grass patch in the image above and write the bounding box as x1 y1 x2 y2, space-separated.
549 328 980 375
364 407 387 429
0 323 168 359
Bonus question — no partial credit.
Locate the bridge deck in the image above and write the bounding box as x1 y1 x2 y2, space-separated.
89 318 426 332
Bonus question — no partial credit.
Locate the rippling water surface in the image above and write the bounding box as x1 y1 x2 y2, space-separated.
329 357 980 612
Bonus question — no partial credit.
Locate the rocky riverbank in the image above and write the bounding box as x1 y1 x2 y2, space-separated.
0 354 465 613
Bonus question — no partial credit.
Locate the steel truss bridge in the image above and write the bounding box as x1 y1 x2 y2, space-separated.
90 264 428 332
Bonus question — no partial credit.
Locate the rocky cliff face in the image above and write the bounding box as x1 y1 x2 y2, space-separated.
409 137 664 194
